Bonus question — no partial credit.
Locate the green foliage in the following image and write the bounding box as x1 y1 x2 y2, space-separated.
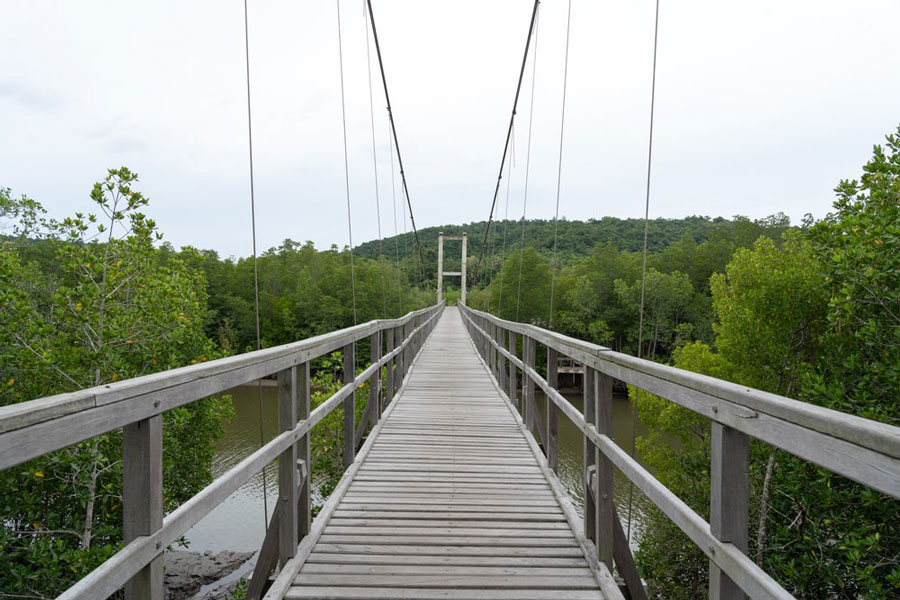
173 240 432 353
634 127 900 599
0 169 233 596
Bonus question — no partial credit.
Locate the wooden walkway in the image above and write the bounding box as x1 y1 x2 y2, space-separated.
282 307 610 599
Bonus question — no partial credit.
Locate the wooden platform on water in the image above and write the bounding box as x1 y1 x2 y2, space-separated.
283 307 611 599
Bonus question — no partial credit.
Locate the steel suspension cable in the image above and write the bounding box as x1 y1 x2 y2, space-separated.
241 0 269 529
336 0 358 330
628 0 662 544
389 119 405 311
495 126 516 315
364 0 388 318
514 6 541 322
547 0 573 330
473 0 541 285
365 0 426 287
487 126 514 310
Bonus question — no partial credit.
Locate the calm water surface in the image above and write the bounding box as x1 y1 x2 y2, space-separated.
185 383 656 553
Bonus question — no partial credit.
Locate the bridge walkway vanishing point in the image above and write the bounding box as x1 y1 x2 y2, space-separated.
272 307 620 599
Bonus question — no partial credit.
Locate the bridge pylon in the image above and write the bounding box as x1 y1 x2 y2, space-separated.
436 231 466 304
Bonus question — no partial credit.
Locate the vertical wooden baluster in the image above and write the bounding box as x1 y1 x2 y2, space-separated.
369 330 382 426
547 348 559 473
297 362 311 540
123 415 163 600
583 367 597 545
397 325 404 385
277 366 299 566
596 371 614 569
491 324 498 376
343 343 355 469
710 423 749 600
385 328 395 408
498 328 508 392
524 336 536 436
508 331 517 409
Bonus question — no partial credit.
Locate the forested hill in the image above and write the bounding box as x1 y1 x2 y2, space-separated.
354 214 794 263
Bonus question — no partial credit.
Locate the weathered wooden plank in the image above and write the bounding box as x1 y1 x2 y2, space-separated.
709 423 750 600
310 543 585 557
305 553 588 567
274 308 611 600
293 573 600 589
286 588 604 600
278 367 299 566
122 416 163 600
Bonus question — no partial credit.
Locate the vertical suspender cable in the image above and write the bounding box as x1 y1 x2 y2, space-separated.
487 126 513 310
366 0 427 288
547 0 573 330
628 0 662 544
364 0 388 318
336 0 358 329
514 6 541 322
242 0 269 529
474 0 541 284
389 121 405 311
495 127 515 315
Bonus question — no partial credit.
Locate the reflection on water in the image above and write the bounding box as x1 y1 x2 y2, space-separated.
185 383 656 554
184 385 279 553
536 389 652 549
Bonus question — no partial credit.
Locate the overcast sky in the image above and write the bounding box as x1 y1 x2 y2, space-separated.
3 1 899 258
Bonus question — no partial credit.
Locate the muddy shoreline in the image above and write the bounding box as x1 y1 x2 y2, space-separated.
165 550 254 600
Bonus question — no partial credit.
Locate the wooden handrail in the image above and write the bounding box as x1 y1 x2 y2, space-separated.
2 302 445 600
0 304 442 470
458 302 899 600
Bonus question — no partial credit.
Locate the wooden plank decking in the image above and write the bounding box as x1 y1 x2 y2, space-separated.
284 307 610 599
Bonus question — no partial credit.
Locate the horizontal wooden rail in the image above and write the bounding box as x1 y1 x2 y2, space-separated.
3 302 445 600
458 304 900 498
0 304 441 470
458 303 900 600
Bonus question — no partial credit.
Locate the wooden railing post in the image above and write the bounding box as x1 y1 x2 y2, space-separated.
343 343 355 469
494 326 503 381
524 336 536 435
709 423 749 600
498 328 508 392
385 328 395 408
123 415 163 600
369 331 382 425
583 367 597 545
489 323 497 376
547 347 559 473
277 367 299 566
596 371 615 570
508 331 517 408
298 362 311 539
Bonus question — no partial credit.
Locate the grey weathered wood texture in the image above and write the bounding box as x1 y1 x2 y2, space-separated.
10 304 443 600
274 308 617 600
459 302 900 600
122 416 163 600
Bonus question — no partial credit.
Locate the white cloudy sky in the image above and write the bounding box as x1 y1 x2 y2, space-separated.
2 0 899 258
